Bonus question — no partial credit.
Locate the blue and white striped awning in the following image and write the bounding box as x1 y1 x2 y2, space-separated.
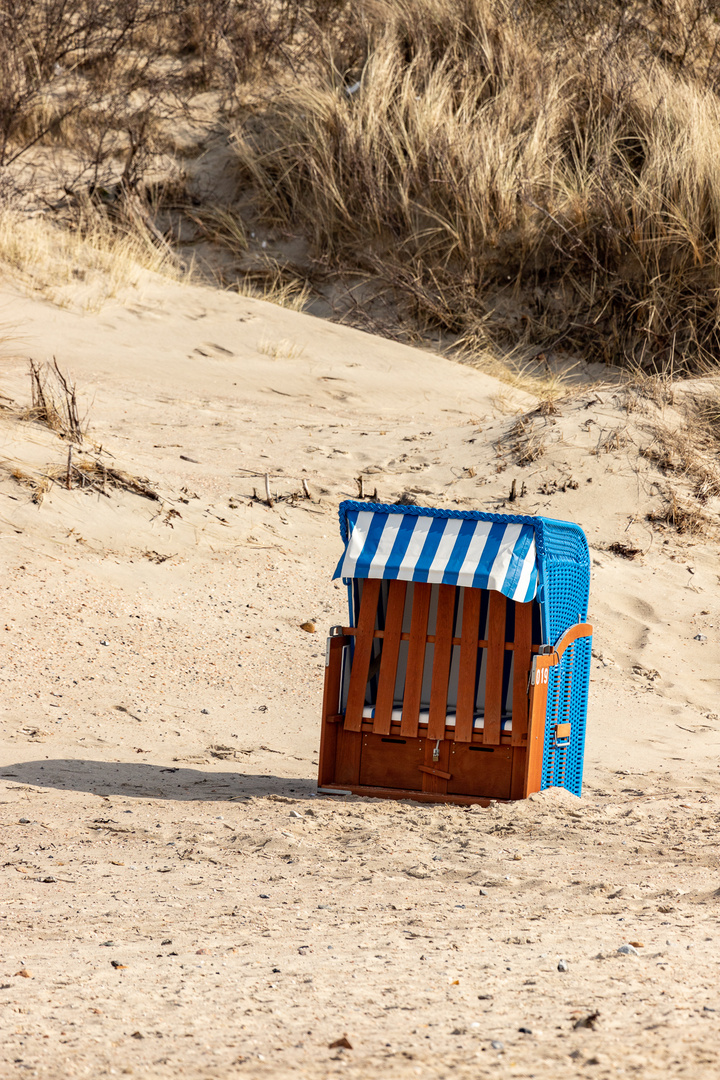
334 504 539 603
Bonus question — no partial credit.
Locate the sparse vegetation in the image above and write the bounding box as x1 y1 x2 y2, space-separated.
4 1 720 365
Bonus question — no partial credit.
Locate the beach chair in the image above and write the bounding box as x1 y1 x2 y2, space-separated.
318 502 592 805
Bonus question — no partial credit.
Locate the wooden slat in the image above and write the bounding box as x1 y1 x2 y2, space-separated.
373 580 408 735
454 587 482 743
511 601 533 746
400 582 432 737
343 578 382 732
427 584 457 741
318 635 346 786
483 591 506 745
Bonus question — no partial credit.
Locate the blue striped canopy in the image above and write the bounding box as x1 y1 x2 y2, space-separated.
334 503 539 603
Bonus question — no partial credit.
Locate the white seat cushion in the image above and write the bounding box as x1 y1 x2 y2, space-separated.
361 705 512 732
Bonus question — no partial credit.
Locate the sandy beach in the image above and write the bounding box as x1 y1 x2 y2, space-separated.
1 274 719 1079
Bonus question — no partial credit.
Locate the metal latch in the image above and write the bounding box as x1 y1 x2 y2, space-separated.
554 722 571 747
432 739 440 762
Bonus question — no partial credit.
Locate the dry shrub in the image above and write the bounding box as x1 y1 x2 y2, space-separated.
26 359 84 442
234 0 720 373
46 457 160 500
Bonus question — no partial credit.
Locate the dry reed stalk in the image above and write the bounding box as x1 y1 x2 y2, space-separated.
27 359 85 443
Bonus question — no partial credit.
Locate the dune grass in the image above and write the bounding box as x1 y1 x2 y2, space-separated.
233 0 720 374
0 204 182 308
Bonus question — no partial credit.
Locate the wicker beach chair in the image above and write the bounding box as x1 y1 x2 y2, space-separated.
318 502 592 805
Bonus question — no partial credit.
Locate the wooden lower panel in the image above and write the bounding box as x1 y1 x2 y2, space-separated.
318 784 495 807
359 733 426 791
333 728 362 787
447 743 513 800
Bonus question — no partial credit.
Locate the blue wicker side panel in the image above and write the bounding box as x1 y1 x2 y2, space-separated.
541 634 592 796
536 518 591 797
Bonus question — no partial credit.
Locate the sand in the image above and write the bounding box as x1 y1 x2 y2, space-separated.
0 273 719 1079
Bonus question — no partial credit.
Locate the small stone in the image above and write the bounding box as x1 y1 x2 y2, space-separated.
617 943 639 956
161 939 172 946
259 894 270 899
490 1040 504 1051
513 854 522 861
201 708 209 714
518 1027 532 1035
479 889 488 896
557 959 569 972
131 1031 143 1039
432 854 442 861
289 810 302 818
42 876 56 884
18 818 30 824
100 640 109 646
14 969 31 978
300 621 316 633
694 634 708 642
328 1036 352 1050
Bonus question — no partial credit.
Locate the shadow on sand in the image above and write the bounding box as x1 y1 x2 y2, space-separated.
0 759 317 801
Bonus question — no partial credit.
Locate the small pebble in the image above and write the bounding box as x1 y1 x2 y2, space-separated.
479 889 488 896
557 959 569 972
490 1040 504 1051
289 810 302 818
18 818 30 824
100 640 109 646
259 894 270 899
617 943 639 956
201 708 209 714
694 634 708 642
518 1027 532 1034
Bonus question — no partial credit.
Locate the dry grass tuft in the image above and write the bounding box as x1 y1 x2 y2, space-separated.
499 411 554 465
593 427 631 455
8 467 51 506
643 385 720 503
646 490 712 536
238 268 311 313
606 541 643 560
0 206 182 308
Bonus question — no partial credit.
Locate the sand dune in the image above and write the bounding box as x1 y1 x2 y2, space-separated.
0 275 719 1078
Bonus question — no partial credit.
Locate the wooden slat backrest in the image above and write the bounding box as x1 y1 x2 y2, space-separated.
372 579 408 735
427 584 457 741
343 577 382 732
482 591 506 744
454 587 482 742
510 601 533 745
400 582 432 737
